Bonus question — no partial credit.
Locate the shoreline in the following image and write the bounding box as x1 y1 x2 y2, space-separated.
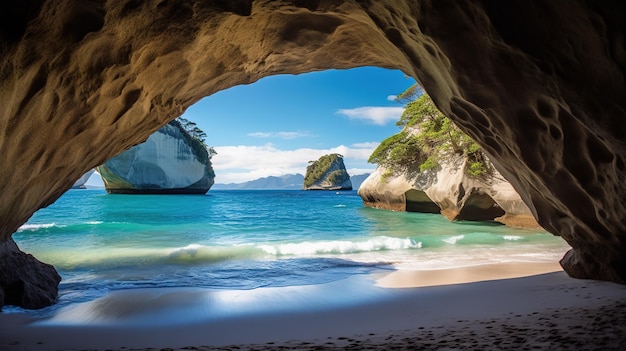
375 261 563 288
2 262 626 350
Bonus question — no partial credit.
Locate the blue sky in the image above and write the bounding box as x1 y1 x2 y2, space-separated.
89 67 415 185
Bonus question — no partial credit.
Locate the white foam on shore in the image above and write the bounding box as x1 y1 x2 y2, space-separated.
85 221 104 225
442 235 465 244
17 223 59 231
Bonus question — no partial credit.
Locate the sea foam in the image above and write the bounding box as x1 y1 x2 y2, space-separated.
442 235 465 245
18 223 58 231
258 236 421 256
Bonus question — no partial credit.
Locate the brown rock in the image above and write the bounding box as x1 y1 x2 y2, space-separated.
0 239 61 309
0 1 625 284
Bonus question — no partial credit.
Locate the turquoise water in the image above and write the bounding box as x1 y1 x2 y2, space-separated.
12 189 569 315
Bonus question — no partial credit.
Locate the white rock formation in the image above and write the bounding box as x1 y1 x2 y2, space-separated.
97 122 215 194
359 155 540 228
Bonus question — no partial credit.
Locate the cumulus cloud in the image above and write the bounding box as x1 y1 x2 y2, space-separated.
387 95 398 101
336 106 404 125
211 142 379 184
247 131 314 139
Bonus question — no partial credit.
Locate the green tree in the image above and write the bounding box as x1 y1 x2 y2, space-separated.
369 85 490 178
174 117 216 161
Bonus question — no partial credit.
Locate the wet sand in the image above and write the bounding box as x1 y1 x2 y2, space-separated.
1 262 625 350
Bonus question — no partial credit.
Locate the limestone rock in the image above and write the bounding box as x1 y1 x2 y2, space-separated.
71 169 95 189
359 168 432 213
359 156 540 228
97 121 215 194
304 154 352 190
0 239 61 309
0 1 625 283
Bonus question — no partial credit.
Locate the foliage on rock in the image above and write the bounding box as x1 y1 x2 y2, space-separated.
304 153 349 188
369 85 490 179
174 117 217 164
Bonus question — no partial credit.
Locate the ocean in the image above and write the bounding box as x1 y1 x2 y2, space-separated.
10 189 570 317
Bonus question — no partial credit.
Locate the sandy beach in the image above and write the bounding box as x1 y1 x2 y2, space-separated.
1 262 626 351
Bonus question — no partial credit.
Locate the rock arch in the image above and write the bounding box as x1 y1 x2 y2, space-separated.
404 189 440 214
456 192 506 222
1 0 625 285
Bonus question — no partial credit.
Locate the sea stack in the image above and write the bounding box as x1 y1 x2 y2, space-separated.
97 120 215 194
358 157 540 228
360 92 539 228
304 154 352 191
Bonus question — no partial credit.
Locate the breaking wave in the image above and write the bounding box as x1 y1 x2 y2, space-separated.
259 236 421 256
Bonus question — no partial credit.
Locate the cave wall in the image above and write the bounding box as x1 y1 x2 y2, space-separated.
1 0 625 283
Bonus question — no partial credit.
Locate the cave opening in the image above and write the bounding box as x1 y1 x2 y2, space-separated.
0 4 624 320
2 2 626 348
404 189 440 214
456 192 506 222
10 66 569 316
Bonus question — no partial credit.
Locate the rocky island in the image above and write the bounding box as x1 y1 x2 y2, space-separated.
359 89 539 228
97 119 215 194
303 154 352 191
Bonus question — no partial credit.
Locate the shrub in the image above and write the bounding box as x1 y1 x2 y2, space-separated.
304 154 344 187
369 86 490 179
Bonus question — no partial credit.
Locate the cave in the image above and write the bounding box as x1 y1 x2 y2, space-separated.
404 189 440 214
456 192 506 222
1 0 626 308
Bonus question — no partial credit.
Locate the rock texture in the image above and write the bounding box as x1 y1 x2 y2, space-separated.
96 121 215 194
0 1 625 285
359 156 540 228
0 239 61 309
304 154 352 190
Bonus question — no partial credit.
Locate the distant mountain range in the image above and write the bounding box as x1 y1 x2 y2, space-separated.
350 173 370 189
212 174 304 190
212 173 371 190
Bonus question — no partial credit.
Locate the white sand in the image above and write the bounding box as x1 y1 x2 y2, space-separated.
1 263 626 350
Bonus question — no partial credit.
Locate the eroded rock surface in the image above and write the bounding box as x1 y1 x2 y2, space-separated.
97 120 215 194
0 239 61 309
359 156 540 228
1 0 625 289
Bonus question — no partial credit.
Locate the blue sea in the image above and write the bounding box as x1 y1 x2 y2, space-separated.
11 189 569 317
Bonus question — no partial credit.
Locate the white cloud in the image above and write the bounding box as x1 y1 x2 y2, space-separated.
247 132 272 138
336 106 404 125
387 95 397 101
211 142 379 184
351 141 380 149
247 131 314 139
